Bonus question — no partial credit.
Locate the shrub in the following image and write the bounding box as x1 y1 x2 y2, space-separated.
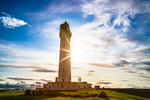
98 91 108 98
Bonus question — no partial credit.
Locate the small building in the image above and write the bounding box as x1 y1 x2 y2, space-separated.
39 82 92 90
95 86 100 90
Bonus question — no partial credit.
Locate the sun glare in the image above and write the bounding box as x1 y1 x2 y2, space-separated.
71 42 86 63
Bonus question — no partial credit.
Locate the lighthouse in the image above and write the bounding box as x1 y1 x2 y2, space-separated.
56 21 72 82
37 22 92 90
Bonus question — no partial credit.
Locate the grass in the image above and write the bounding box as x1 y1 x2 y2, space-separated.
0 90 150 100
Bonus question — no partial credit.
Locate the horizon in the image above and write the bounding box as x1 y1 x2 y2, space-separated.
0 0 150 89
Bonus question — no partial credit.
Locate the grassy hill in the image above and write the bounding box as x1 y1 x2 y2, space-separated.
0 89 150 100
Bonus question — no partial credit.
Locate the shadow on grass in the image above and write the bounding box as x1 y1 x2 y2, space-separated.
24 90 111 100
25 90 78 97
0 90 102 100
2 89 149 100
0 95 55 100
113 89 150 98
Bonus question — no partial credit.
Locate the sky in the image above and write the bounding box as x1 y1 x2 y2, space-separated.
0 0 150 89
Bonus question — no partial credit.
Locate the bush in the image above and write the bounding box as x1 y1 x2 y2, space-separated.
98 91 108 98
25 90 32 95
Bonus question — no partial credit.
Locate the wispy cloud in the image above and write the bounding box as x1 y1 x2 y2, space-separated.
39 79 52 82
88 60 134 68
87 70 95 76
27 0 82 20
123 70 136 74
0 12 28 28
0 64 35 69
88 63 114 68
138 67 150 73
82 0 139 27
96 81 112 85
0 43 58 66
35 82 43 84
0 79 5 81
121 80 129 82
7 77 52 83
7 77 34 81
32 68 57 73
0 63 57 74
139 75 150 79
128 84 150 89
0 82 36 89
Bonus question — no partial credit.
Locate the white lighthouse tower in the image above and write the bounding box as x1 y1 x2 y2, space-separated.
56 21 71 82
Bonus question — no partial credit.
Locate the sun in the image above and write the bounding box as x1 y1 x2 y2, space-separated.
71 42 86 63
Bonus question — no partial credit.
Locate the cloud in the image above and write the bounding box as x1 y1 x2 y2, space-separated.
7 77 52 83
126 13 150 43
81 0 139 27
0 12 28 28
0 79 5 81
88 60 133 68
0 82 35 89
87 70 95 76
81 0 150 46
114 60 131 67
96 81 112 85
88 63 114 68
141 61 150 66
7 77 34 81
128 84 150 89
0 64 34 69
28 0 82 20
72 66 81 69
133 45 150 54
20 81 26 84
121 80 129 82
0 63 57 74
44 2 81 14
139 75 150 79
39 79 52 82
35 82 43 84
123 70 136 74
88 70 94 73
138 67 150 72
0 41 58 62
32 68 57 73
0 43 58 70
35 19 64 39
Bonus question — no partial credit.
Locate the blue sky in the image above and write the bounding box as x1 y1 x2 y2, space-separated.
0 0 150 89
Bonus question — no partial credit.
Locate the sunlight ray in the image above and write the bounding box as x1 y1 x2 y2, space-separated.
65 36 70 46
59 55 71 63
60 48 70 53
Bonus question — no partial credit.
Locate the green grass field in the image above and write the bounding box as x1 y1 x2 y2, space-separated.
0 90 149 100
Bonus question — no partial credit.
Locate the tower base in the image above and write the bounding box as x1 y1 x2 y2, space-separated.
37 82 93 90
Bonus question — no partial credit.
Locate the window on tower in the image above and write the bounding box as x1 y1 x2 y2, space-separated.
61 84 63 88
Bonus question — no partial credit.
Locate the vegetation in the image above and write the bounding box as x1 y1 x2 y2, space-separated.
113 89 150 98
0 89 150 100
